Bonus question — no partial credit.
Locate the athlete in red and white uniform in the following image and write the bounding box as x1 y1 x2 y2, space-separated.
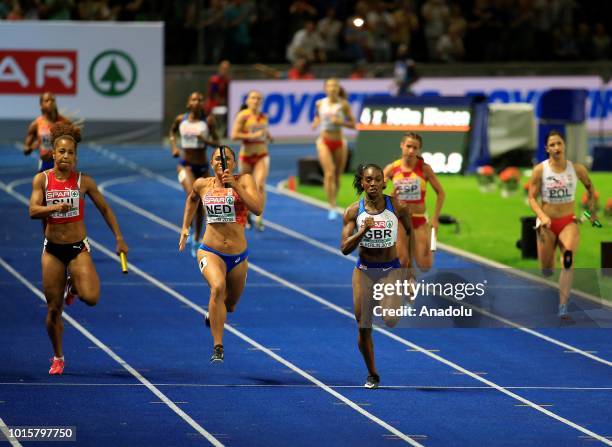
29 122 128 375
312 78 356 220
24 92 70 172
231 90 272 231
383 132 445 270
528 130 599 318
179 146 262 363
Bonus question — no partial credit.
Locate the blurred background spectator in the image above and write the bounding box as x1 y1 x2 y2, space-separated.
1 0 609 65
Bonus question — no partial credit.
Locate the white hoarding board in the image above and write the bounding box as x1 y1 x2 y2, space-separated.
0 21 163 121
412 76 610 133
229 76 610 138
228 79 396 139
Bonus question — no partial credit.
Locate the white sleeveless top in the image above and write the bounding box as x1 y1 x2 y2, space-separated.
319 97 344 132
356 196 399 249
179 114 209 150
541 159 577 204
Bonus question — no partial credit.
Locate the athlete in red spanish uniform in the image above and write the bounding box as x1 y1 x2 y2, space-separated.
528 130 599 318
312 78 356 220
383 132 445 270
24 92 70 172
28 122 128 375
170 92 219 256
179 146 263 362
231 90 271 231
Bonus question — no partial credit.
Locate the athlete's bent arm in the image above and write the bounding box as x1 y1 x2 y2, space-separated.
228 172 263 215
169 114 182 158
340 100 356 129
528 164 550 227
341 204 372 255
29 173 70 218
575 163 598 220
84 175 128 254
311 101 321 130
24 121 38 155
204 115 220 146
392 198 413 237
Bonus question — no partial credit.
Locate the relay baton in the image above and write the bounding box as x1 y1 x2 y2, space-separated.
219 146 230 188
120 252 128 274
583 211 602 228
430 227 437 252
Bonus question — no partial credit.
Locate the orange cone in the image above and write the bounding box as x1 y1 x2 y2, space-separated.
287 176 296 191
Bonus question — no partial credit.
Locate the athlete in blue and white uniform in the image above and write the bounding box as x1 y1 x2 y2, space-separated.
341 163 412 389
170 92 219 256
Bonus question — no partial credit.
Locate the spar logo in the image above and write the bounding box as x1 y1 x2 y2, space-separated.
89 50 137 97
0 50 77 94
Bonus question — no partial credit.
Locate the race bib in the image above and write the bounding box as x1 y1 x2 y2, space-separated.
543 176 575 204
360 220 395 249
203 189 236 223
396 178 421 201
47 189 81 218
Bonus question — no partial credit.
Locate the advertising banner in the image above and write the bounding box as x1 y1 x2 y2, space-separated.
229 76 609 138
0 21 163 121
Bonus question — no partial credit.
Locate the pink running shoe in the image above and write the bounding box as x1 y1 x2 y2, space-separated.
64 275 77 306
49 358 65 375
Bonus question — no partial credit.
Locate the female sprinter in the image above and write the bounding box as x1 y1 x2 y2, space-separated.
179 146 262 362
24 92 70 172
231 90 271 231
312 78 356 220
383 132 445 270
28 122 128 375
170 91 219 256
341 164 412 388
528 130 599 318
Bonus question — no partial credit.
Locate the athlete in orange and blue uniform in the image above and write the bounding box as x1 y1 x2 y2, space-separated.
383 132 445 271
179 146 263 363
24 92 70 172
231 90 272 231
29 122 127 375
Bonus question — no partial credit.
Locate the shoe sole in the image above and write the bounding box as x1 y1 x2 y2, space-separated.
211 358 224 363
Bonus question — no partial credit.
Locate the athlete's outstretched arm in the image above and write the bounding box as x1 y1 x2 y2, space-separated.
424 164 445 230
179 178 204 250
83 175 128 254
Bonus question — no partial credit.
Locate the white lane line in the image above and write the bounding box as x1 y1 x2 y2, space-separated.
0 417 22 447
54 178 612 445
1 383 612 391
0 182 423 446
90 156 612 368
0 257 223 447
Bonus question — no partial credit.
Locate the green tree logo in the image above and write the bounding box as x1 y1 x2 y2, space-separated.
89 50 137 97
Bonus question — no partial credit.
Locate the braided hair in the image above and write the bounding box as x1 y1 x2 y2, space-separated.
353 163 383 194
